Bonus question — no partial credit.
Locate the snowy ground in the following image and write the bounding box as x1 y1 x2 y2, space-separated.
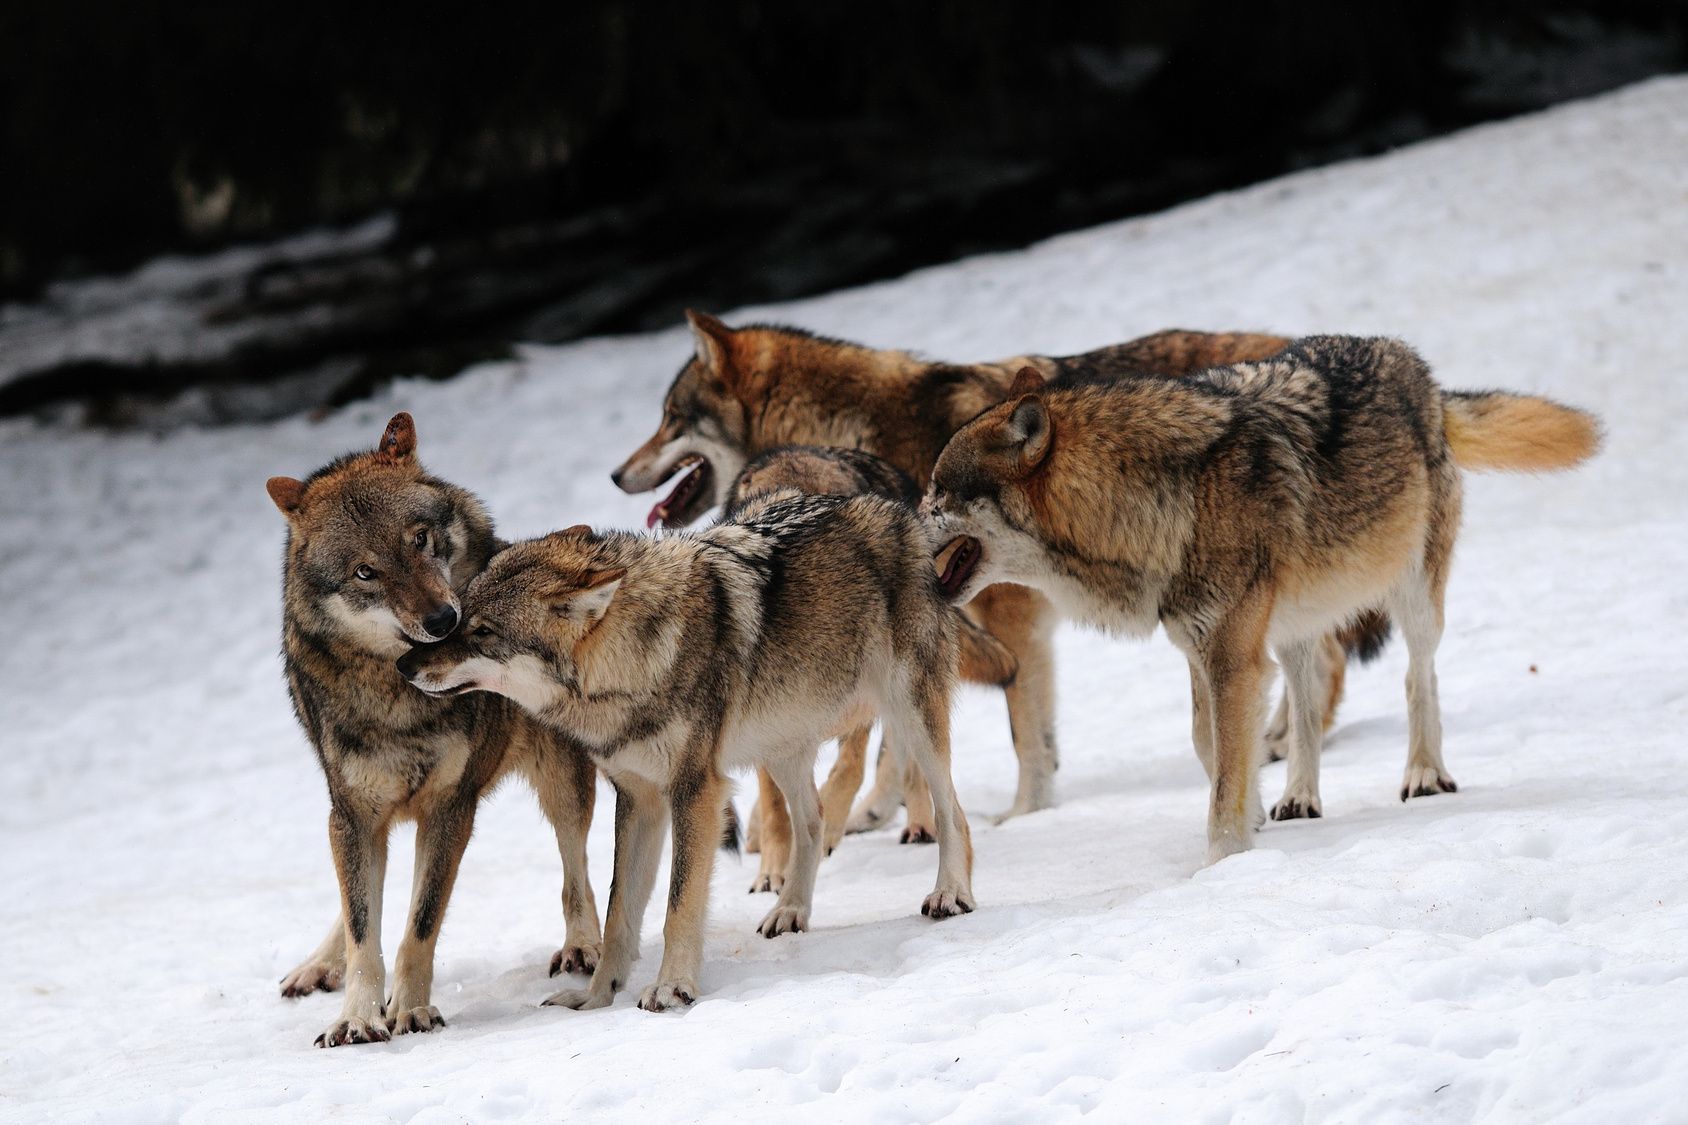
3 77 1687 1123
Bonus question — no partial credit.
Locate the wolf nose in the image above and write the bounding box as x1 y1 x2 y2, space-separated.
610 465 627 490
396 646 426 680
422 605 459 639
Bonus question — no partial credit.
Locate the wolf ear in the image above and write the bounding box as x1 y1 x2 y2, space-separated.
1005 394 1052 469
376 412 418 463
266 476 305 518
1008 366 1046 398
553 568 625 626
546 524 594 542
686 309 751 399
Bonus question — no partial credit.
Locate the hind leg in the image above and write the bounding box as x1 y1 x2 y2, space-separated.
1392 566 1457 801
846 738 903 834
1270 638 1325 821
819 725 870 855
750 768 792 893
758 750 824 938
280 912 346 998
884 674 974 920
900 756 936 844
1263 631 1346 763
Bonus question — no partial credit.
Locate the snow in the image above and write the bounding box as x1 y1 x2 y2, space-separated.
4 76 1687 1123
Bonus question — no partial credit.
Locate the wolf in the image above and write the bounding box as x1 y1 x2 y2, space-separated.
921 338 1601 863
398 495 976 1012
719 445 1017 892
267 413 601 1047
609 312 1373 821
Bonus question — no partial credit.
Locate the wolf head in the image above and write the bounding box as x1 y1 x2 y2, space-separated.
397 528 625 715
611 310 755 530
268 412 497 657
922 368 1058 606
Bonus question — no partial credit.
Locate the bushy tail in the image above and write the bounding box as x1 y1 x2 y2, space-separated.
955 615 1018 687
719 801 743 855
1442 390 1601 472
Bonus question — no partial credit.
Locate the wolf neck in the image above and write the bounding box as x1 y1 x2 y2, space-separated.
742 333 1027 488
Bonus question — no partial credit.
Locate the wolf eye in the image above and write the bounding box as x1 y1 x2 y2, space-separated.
469 623 495 640
412 528 429 551
354 564 378 581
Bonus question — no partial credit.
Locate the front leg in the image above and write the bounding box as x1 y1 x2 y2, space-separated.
884 668 975 920
639 760 729 1012
846 739 904 834
1269 638 1325 821
280 911 346 998
528 739 603 978
385 793 479 1036
316 806 391 1047
544 775 666 1011
974 584 1060 822
818 725 870 855
1199 599 1271 864
757 750 823 938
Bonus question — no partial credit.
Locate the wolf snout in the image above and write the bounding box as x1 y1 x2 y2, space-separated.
396 645 434 682
421 604 459 640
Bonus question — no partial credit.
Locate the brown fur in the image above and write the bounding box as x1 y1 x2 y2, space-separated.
722 445 1016 878
612 312 1320 822
399 492 977 1011
269 414 601 1047
923 337 1599 862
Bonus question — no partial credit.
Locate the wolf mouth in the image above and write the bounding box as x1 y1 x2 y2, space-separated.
647 456 713 529
414 680 475 698
933 536 982 600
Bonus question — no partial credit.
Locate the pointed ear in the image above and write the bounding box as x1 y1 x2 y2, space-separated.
546 524 594 542
686 309 750 398
375 412 417 463
1005 394 1052 469
1008 366 1046 398
266 476 305 518
552 568 625 626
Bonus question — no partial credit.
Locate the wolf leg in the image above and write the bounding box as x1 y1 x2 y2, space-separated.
758 750 824 938
900 756 936 844
1392 565 1457 800
546 775 666 1010
386 794 479 1035
819 725 871 854
280 912 346 998
315 807 391 1047
639 760 730 1011
1270 638 1325 821
1199 597 1270 864
529 742 603 978
972 584 1059 822
750 767 791 893
846 739 904 833
885 671 975 920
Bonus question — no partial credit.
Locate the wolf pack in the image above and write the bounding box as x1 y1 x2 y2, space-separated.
265 314 1600 1046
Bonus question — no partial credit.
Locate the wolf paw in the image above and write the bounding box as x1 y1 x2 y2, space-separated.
1401 765 1458 801
1271 793 1323 821
846 805 891 834
314 1017 391 1048
387 1005 446 1036
748 871 785 894
900 824 937 845
549 942 600 977
637 981 697 1012
1261 731 1289 764
757 904 809 938
280 960 344 998
921 888 975 920
543 985 614 1011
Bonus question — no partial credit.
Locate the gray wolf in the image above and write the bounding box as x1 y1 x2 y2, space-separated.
720 444 1016 892
609 312 1371 822
398 494 976 1012
921 338 1600 863
267 413 601 1046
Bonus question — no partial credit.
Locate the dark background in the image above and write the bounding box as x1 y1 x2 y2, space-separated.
2 0 1683 423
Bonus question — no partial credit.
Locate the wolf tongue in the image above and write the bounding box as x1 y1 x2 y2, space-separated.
645 500 668 530
646 463 697 528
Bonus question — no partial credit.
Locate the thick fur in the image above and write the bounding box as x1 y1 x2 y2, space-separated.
923 337 1600 863
399 496 976 1012
612 312 1329 821
269 414 601 1047
721 446 1017 886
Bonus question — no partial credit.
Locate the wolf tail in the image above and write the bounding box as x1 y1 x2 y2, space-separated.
719 801 743 856
1442 390 1601 472
955 615 1019 687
